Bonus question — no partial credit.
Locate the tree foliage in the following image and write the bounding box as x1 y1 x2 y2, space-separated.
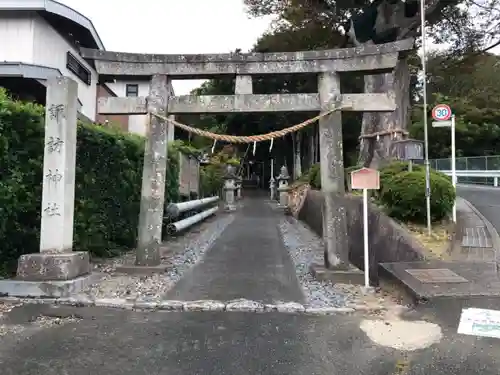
175 0 500 170
244 0 500 53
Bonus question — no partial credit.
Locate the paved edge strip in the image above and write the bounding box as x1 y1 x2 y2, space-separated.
460 197 500 265
0 296 385 315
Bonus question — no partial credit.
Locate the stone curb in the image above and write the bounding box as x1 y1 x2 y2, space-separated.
0 296 382 315
459 197 500 267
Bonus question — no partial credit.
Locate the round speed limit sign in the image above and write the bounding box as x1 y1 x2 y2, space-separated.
432 104 452 121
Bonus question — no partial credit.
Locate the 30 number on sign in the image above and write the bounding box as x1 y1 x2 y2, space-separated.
432 104 452 121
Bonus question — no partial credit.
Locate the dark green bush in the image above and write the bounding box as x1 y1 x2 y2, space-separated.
0 89 179 274
378 161 423 193
379 170 455 223
307 163 321 189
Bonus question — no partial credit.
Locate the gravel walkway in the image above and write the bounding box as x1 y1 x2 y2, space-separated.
76 213 235 301
278 215 402 311
0 201 405 316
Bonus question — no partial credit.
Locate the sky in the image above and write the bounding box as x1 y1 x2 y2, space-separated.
59 0 274 94
60 0 499 95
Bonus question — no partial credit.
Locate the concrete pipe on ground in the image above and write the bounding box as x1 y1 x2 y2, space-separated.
166 196 219 218
167 206 219 235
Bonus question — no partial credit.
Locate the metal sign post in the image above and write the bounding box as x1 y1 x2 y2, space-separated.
432 104 456 222
350 168 380 290
420 0 431 236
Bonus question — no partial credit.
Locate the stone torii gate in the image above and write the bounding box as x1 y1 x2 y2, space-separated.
81 39 414 273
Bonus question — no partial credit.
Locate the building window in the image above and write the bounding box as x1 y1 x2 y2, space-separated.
126 84 139 97
66 52 91 86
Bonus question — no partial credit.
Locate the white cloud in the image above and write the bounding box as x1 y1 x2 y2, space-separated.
60 0 274 94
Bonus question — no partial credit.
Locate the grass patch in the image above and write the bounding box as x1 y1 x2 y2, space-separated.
404 222 452 259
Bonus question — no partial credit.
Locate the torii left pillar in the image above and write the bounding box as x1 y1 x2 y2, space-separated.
117 74 171 274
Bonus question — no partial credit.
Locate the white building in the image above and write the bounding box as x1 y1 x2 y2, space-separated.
0 0 150 135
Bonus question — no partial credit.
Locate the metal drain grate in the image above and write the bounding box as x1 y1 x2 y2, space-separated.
405 268 469 283
461 227 492 248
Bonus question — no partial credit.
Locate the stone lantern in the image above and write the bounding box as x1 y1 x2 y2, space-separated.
277 165 290 208
223 164 238 211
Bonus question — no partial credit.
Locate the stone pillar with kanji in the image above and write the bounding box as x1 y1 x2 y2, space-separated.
16 77 91 282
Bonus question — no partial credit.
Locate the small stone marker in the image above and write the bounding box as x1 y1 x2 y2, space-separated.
350 168 380 290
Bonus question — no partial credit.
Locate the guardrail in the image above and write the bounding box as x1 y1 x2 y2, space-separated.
438 170 500 187
165 196 220 234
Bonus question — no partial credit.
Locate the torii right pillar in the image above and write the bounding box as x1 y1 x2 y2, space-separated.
317 72 350 269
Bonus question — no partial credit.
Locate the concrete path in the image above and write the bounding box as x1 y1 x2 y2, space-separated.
1 303 499 375
165 198 305 304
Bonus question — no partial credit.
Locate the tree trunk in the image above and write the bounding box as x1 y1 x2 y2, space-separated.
358 58 411 168
294 131 302 179
310 125 316 167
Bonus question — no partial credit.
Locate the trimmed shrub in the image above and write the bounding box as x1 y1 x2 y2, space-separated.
307 163 321 189
0 89 179 274
378 161 423 196
379 170 455 223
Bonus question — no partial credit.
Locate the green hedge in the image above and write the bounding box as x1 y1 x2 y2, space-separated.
0 89 179 275
379 170 455 223
301 160 455 224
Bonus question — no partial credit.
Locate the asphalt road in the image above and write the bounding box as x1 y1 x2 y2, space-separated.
457 184 500 234
2 192 500 374
1 303 499 375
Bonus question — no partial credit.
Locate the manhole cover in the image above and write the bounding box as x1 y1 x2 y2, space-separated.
405 268 469 283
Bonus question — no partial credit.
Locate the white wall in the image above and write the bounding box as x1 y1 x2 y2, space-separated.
32 15 97 120
0 12 34 63
106 81 149 136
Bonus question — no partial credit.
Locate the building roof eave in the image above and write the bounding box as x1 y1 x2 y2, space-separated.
0 62 63 79
0 0 105 50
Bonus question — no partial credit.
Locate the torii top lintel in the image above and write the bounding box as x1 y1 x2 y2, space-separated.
80 38 414 79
